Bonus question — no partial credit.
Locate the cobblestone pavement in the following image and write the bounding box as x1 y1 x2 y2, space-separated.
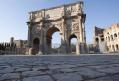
0 54 119 81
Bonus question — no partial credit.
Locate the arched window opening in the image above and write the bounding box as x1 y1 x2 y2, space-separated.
116 44 119 51
101 38 104 42
114 33 117 38
111 35 113 41
95 38 99 44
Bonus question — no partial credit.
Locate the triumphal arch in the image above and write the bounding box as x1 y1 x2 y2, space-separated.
27 1 87 55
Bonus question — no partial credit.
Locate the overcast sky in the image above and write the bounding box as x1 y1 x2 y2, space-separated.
0 0 119 44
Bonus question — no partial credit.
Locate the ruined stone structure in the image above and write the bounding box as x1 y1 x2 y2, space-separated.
0 37 27 55
94 26 105 45
93 23 119 53
104 23 119 53
27 1 87 55
93 26 106 53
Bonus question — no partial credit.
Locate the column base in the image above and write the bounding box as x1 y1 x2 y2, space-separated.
28 48 33 55
80 43 87 54
61 44 68 54
38 51 43 55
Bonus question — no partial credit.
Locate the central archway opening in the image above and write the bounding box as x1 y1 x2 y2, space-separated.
46 27 61 54
69 34 78 54
52 32 61 49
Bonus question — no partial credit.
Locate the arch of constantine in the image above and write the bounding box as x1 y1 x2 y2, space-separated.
27 1 87 55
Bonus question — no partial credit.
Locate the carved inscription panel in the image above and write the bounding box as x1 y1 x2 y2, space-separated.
45 7 63 20
29 3 82 21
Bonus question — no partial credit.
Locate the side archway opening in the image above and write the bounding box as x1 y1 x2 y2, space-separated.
33 38 39 55
69 34 78 54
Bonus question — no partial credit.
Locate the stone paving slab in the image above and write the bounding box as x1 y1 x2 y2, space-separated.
0 54 119 81
88 75 119 81
23 75 53 81
53 73 83 81
0 73 20 80
75 67 106 79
